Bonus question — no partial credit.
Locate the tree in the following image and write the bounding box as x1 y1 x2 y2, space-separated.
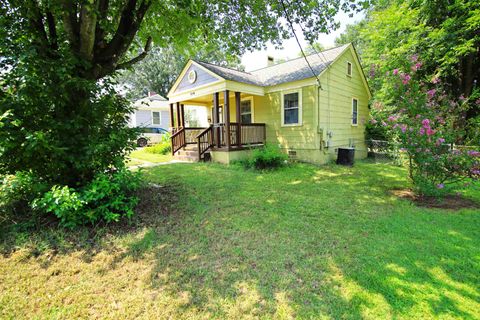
336 0 480 143
0 0 370 224
118 45 243 100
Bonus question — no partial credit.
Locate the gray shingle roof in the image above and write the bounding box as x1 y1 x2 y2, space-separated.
194 61 264 86
194 44 349 87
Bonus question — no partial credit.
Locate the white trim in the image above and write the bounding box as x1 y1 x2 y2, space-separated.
347 61 353 77
351 97 359 126
151 110 161 125
240 96 254 123
167 60 225 97
281 88 303 127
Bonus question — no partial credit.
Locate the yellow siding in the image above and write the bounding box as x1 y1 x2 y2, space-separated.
318 48 370 162
253 85 319 151
200 46 370 165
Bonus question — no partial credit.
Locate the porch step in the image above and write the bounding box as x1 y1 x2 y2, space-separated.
174 147 210 162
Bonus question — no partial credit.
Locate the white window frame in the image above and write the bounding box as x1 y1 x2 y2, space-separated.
347 61 353 77
152 111 161 125
240 96 254 123
281 88 302 127
351 98 359 126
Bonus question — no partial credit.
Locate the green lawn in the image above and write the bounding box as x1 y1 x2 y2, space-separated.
127 148 173 167
1 162 479 319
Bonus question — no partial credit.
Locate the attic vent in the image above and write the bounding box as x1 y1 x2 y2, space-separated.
288 150 297 158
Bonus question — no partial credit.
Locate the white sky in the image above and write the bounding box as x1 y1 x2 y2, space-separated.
241 11 364 71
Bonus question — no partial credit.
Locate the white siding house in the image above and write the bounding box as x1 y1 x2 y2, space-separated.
129 93 209 129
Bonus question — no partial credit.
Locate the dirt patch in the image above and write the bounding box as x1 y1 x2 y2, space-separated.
391 189 480 210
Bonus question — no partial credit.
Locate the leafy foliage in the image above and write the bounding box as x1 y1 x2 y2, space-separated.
145 134 172 155
0 54 137 187
0 0 369 225
33 169 141 228
241 144 288 170
336 0 480 143
118 45 243 100
373 60 479 196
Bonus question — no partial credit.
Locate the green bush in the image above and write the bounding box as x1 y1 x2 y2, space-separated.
145 133 171 155
242 144 288 170
0 172 47 219
32 169 141 228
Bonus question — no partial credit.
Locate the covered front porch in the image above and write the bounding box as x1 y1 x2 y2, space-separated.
168 90 266 162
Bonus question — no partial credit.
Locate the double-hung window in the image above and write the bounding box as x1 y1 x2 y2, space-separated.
352 98 358 125
282 90 302 126
240 100 252 124
152 111 161 125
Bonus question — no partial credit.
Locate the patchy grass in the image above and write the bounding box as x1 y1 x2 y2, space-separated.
1 162 479 319
127 148 173 166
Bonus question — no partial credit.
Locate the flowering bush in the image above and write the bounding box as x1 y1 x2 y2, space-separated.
371 57 480 196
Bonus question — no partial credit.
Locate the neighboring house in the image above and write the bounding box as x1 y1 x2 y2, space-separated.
129 93 209 129
167 43 371 164
129 93 171 129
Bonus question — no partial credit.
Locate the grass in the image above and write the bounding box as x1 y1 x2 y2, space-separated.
1 161 479 319
127 148 172 167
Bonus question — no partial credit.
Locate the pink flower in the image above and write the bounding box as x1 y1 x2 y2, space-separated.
419 128 425 135
427 89 436 98
401 125 407 133
422 119 430 128
436 138 445 146
393 69 399 75
411 54 419 62
381 121 387 127
436 183 444 189
402 74 411 85
459 95 466 101
468 151 480 157
426 128 435 136
432 77 440 84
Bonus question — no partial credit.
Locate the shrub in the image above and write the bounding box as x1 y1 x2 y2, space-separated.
33 169 141 228
242 144 288 170
0 172 47 219
145 133 171 155
377 57 480 196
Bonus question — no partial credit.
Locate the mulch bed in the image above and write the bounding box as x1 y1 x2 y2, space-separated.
391 189 480 210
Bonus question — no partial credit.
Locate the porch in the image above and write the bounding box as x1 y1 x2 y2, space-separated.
169 90 266 162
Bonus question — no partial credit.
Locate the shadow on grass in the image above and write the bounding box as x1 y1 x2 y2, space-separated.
1 162 479 318
126 162 480 318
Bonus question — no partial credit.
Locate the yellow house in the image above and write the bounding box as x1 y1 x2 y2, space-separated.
167 43 371 164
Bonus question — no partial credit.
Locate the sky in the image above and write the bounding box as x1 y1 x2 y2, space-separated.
241 11 364 72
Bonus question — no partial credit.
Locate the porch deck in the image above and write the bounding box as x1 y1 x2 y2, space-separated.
171 123 266 161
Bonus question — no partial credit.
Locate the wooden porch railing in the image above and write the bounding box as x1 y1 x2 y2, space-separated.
171 123 266 158
196 126 214 161
185 127 206 144
219 123 266 147
171 126 185 155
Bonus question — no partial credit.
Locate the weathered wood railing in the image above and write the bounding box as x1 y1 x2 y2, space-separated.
196 126 214 161
218 123 266 147
184 127 206 145
171 127 186 155
171 123 266 158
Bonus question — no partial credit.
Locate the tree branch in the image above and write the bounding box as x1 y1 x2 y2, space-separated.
94 0 110 49
46 10 58 50
26 0 50 51
79 0 99 61
60 0 79 49
115 36 152 70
